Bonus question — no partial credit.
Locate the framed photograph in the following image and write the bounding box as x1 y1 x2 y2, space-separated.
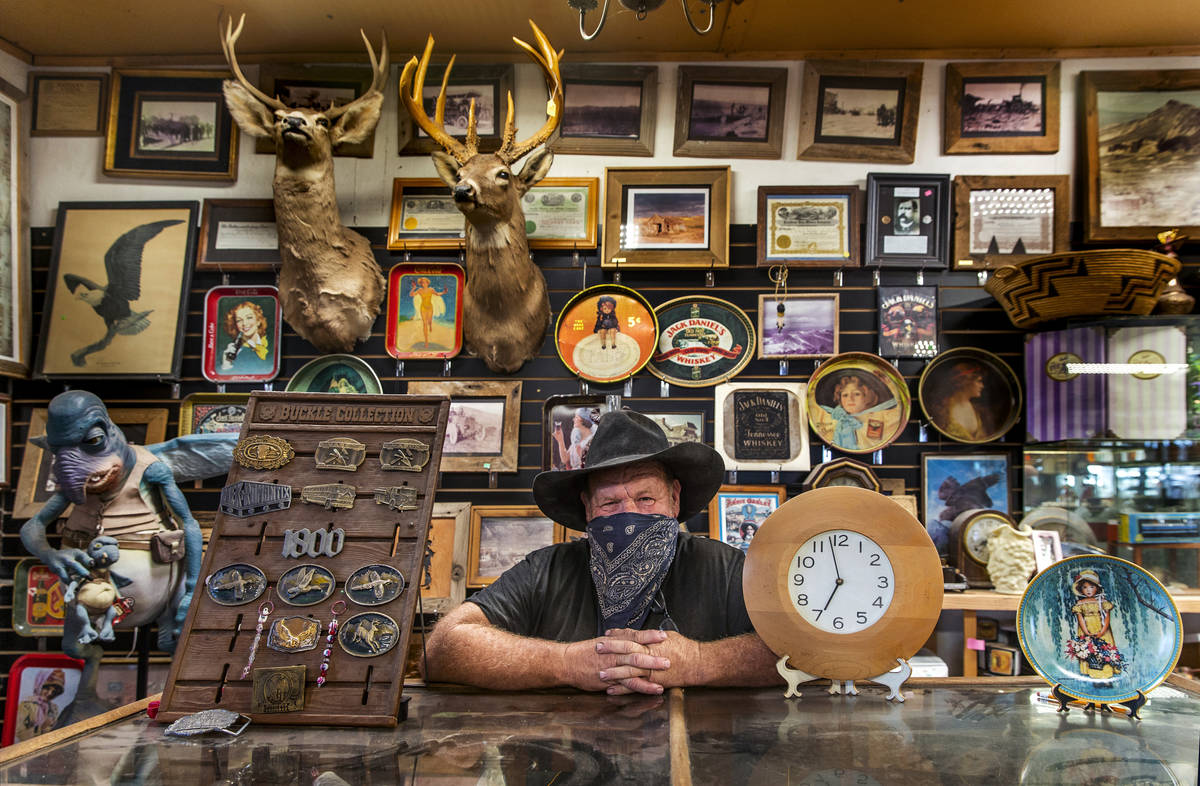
201 285 281 384
922 453 1010 552
918 347 1022 444
285 354 382 395
103 70 238 180
601 166 730 269
1031 528 1064 573
406 380 521 473
865 172 951 269
399 64 514 155
944 61 1060 155
385 262 465 360
543 394 615 472
757 186 861 268
2 654 86 746
1081 69 1200 242
29 72 108 137
714 382 811 473
422 502 471 614
952 175 1069 270
525 177 600 250
178 392 249 436
15 407 169 519
0 77 31 379
673 66 787 159
758 293 839 360
647 295 756 388
196 199 281 272
797 60 923 164
254 64 377 157
707 485 786 551
548 64 657 157
386 178 464 251
807 351 911 454
467 505 564 587
35 201 197 380
877 285 939 358
555 284 658 384
12 559 65 637
644 411 706 446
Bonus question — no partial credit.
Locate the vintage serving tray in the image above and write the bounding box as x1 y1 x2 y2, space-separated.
384 262 465 360
201 285 282 384
285 354 382 395
1017 554 1182 704
178 392 250 436
918 347 1021 444
646 295 755 388
806 351 911 454
554 284 658 384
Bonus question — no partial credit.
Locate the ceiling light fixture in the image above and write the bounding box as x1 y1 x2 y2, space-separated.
567 0 743 41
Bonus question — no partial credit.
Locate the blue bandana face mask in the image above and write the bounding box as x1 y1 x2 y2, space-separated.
585 512 680 634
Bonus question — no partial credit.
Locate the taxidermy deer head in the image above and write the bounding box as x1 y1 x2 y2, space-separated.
219 14 386 354
399 21 563 374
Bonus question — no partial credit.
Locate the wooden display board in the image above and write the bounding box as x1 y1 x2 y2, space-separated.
157 392 449 726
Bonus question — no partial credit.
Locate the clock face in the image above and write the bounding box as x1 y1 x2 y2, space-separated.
963 514 1008 564
824 473 868 488
789 529 895 634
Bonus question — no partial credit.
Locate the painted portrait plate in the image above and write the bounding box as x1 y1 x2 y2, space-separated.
285 354 382 395
806 351 911 454
1017 555 1182 704
555 284 658 383
201 285 282 384
918 347 1021 444
384 262 465 360
646 295 755 388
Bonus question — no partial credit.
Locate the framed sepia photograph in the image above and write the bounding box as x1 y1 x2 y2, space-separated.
524 177 600 250
549 64 656 157
643 411 706 446
918 347 1022 445
0 77 31 379
865 172 951 269
944 61 1060 155
422 502 471 613
674 66 787 159
543 394 614 472
877 285 939 358
387 178 464 251
1081 69 1200 242
467 505 564 587
196 199 281 272
201 285 281 384
254 64 377 157
757 185 861 268
178 392 249 436
35 201 197 380
407 380 521 473
952 175 1069 270
797 60 923 164
104 70 238 180
707 485 786 552
758 293 839 360
399 64 514 155
29 72 108 137
922 452 1010 553
713 381 811 473
602 166 730 269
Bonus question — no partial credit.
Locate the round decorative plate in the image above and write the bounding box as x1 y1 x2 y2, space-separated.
1017 554 1182 704
554 284 658 383
285 354 382 395
918 347 1021 444
646 295 756 388
806 351 911 454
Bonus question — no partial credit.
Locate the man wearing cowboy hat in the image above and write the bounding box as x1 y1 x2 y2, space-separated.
422 410 780 695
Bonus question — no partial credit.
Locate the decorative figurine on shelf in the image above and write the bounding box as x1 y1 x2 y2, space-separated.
1154 229 1194 314
398 20 563 374
986 524 1037 594
62 536 133 644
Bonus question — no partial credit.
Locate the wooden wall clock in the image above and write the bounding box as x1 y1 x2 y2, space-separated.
743 486 942 700
801 457 881 492
948 508 1016 588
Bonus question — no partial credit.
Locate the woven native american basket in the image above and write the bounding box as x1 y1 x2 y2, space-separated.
983 249 1181 329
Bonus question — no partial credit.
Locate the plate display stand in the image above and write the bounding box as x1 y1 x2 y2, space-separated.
157 392 449 727
1049 684 1148 719
776 655 913 702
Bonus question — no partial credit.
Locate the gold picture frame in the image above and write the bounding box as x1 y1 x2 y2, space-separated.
406 380 521 473
525 177 600 250
386 178 464 251
467 505 565 587
797 61 923 164
944 61 1060 155
952 175 1070 270
177 392 250 436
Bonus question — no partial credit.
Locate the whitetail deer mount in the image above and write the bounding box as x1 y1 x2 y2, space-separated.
219 14 386 354
399 21 563 374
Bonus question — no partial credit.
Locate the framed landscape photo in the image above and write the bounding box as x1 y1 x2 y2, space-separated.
29 72 108 137
944 61 1060 155
422 502 471 614
104 70 238 180
548 64 656 157
1082 69 1200 242
387 178 464 251
525 177 600 250
254 64 377 157
467 505 563 587
196 199 281 272
399 64 514 155
0 77 31 379
713 381 811 473
674 66 787 159
797 60 923 164
952 175 1069 270
407 380 521 473
602 166 730 269
758 293 839 360
543 394 614 472
877 285 938 358
707 485 786 552
921 452 1010 553
757 186 861 268
644 411 706 446
865 173 951 269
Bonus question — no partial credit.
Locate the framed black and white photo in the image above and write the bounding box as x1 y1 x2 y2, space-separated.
865 172 951 268
255 64 378 157
602 166 730 269
407 380 521 473
757 293 839 360
399 64 513 155
467 506 564 587
877 286 938 358
674 66 786 159
714 382 810 473
548 64 656 157
757 185 861 268
643 411 706 446
196 199 281 272
952 175 1069 269
944 61 1060 155
797 61 923 164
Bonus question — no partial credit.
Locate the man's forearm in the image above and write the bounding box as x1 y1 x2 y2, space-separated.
686 633 784 687
423 618 570 690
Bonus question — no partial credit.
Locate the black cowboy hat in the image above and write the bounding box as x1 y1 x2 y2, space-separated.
532 409 725 530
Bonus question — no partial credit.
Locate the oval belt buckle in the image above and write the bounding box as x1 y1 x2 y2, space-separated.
233 435 295 471
338 611 400 657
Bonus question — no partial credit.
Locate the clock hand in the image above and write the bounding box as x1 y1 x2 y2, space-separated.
822 575 845 611
829 535 841 580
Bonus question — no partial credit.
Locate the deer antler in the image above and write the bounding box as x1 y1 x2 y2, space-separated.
326 29 389 121
398 36 474 164
498 20 565 165
219 13 287 112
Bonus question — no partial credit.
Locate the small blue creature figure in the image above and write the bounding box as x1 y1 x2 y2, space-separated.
63 536 133 644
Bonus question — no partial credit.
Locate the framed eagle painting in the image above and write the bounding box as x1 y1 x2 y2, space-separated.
35 201 198 380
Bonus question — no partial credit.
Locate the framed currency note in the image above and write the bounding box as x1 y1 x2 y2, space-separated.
386 178 465 251
757 186 861 267
524 177 599 250
952 175 1070 270
713 381 810 473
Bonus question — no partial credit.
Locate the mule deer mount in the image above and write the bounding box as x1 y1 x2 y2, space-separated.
219 14 386 354
399 21 563 374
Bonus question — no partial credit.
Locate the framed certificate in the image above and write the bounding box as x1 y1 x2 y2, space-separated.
386 178 464 251
757 186 861 267
525 177 599 249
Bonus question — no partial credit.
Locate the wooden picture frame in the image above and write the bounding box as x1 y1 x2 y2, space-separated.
15 407 169 520
757 293 839 360
877 285 939 359
0 77 31 379
177 392 249 436
467 505 564 587
543 394 614 471
386 178 464 251
525 177 600 250
35 201 198 380
1081 69 1200 242
406 380 521 473
797 60 923 164
103 69 238 180
2 654 86 746
548 64 657 157
643 411 706 446
254 64 377 157
714 381 811 473
921 452 1010 552
944 61 1060 155
196 199 281 272
601 166 730 269
707 484 786 551
673 66 787 159
28 72 108 137
757 185 862 268
399 64 514 155
952 175 1070 270
421 501 471 614
865 172 951 269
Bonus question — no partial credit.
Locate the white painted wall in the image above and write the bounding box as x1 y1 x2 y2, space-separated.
17 53 1200 228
